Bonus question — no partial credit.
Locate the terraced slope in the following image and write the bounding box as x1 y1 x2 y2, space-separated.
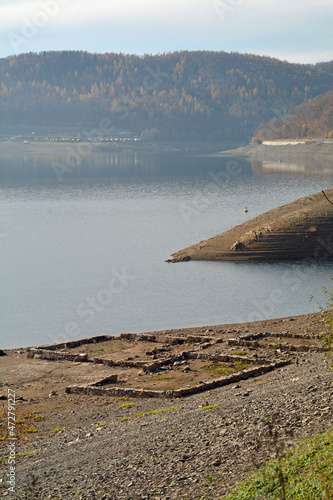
168 189 333 262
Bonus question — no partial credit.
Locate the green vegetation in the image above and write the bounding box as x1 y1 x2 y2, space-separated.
33 414 45 422
234 360 251 369
233 351 247 356
119 402 135 408
203 362 234 375
0 451 36 464
0 407 41 443
226 281 333 499
152 374 171 380
135 406 179 418
198 405 217 412
1 50 332 141
203 361 250 375
224 428 333 499
49 427 66 434
96 422 106 428
205 474 216 484
120 417 132 422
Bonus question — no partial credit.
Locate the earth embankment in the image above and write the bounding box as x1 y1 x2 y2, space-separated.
169 189 333 262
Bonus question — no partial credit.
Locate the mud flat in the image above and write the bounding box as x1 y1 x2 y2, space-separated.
168 188 333 263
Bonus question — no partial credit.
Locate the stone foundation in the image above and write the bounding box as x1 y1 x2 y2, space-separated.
65 361 289 399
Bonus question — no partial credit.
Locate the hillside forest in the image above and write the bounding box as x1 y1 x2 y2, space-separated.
255 89 333 140
1 50 333 141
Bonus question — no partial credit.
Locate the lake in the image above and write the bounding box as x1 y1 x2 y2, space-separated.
1 150 332 349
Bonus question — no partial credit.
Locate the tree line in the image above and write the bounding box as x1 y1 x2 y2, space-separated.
256 89 333 140
1 50 332 141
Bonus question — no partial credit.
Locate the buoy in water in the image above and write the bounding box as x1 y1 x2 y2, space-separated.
244 207 248 213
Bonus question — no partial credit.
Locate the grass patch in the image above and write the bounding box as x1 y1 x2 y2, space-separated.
152 374 171 380
97 422 106 428
224 428 333 500
1 408 42 443
119 402 135 408
205 474 216 483
233 351 247 356
135 406 179 418
234 360 251 369
203 360 250 375
34 414 45 422
49 427 66 434
120 417 132 422
199 404 217 412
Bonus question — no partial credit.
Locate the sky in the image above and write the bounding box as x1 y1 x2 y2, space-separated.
1 0 333 64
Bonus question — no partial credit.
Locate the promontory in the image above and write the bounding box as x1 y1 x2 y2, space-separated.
168 189 333 262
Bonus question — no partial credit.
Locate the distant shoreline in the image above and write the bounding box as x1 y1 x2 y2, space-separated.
0 140 234 157
221 138 333 164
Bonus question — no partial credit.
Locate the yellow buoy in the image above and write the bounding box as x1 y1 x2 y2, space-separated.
244 207 248 213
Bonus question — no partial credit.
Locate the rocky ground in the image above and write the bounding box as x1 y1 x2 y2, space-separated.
1 313 332 499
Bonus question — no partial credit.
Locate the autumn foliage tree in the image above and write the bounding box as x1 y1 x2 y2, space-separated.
255 89 333 140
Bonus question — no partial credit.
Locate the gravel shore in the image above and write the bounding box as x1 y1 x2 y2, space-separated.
1 314 332 499
222 139 333 166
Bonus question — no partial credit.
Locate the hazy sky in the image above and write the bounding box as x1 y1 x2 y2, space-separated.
1 0 333 63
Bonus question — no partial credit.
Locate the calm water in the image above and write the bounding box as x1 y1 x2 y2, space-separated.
1 151 332 349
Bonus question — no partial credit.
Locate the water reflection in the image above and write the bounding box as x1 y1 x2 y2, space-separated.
1 151 332 348
2 151 332 188
251 158 333 175
0 151 254 185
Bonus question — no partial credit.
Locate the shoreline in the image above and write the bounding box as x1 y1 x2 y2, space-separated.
221 138 333 164
0 139 233 157
1 311 332 499
1 311 322 351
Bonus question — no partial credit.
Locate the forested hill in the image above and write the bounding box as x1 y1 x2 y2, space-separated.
1 50 333 141
255 89 333 140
